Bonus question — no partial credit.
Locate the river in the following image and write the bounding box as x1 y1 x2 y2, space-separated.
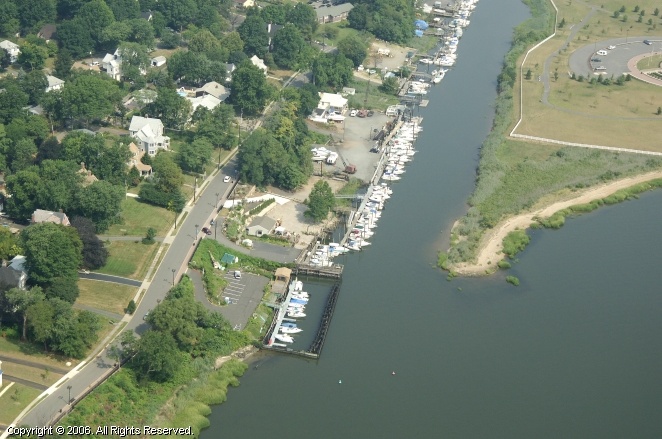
202 0 662 437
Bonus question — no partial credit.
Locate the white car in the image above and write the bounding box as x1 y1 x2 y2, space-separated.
349 109 357 117
608 45 616 50
594 66 607 71
596 50 608 56
223 176 231 183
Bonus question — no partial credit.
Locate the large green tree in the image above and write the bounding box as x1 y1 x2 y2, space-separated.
158 0 197 29
21 222 83 285
56 18 95 58
77 0 115 49
106 0 141 21
237 14 268 58
71 216 108 269
144 87 191 130
74 180 125 232
194 104 235 149
0 0 20 37
36 159 82 212
60 73 123 124
17 43 48 71
337 34 368 68
5 286 44 340
18 0 56 33
53 49 74 80
177 138 213 173
133 330 182 382
229 60 272 115
4 169 42 220
286 3 318 41
117 42 150 82
305 180 335 221
312 52 354 90
272 24 307 70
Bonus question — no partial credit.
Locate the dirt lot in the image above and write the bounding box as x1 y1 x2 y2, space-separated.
368 41 411 71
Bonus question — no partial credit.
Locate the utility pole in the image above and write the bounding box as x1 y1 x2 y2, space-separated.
171 268 176 286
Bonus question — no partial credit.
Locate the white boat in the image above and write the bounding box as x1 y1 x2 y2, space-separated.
280 327 303 334
281 322 297 328
293 280 303 291
292 291 309 298
274 333 294 343
382 174 401 181
287 311 306 318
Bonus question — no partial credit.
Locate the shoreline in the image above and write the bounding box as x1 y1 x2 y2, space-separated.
449 170 662 276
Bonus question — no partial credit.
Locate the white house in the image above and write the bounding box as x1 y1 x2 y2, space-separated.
187 94 222 113
0 255 28 290
225 63 236 82
129 116 170 156
310 92 348 122
0 40 20 63
250 55 268 75
102 49 122 80
151 56 166 67
45 75 64 92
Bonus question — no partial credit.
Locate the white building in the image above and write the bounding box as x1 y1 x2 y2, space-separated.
129 116 170 156
310 92 348 122
45 75 64 92
187 94 222 113
102 49 122 80
250 55 268 75
151 56 166 67
0 40 20 63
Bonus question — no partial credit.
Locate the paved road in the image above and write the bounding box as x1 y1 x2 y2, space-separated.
569 36 662 79
2 375 48 391
18 164 239 428
0 355 69 375
213 225 301 264
79 273 142 287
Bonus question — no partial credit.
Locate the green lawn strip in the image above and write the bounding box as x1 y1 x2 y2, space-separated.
316 21 365 46
636 54 662 70
77 279 138 315
335 178 366 208
243 303 274 339
0 337 71 369
148 243 170 282
106 198 175 237
97 241 160 280
347 78 400 111
0 361 62 387
0 384 42 425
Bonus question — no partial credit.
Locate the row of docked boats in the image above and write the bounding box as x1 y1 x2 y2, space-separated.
274 280 309 344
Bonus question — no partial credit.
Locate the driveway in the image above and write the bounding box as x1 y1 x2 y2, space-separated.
568 37 662 78
79 272 142 287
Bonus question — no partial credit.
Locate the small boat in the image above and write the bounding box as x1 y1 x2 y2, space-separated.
274 333 294 343
287 311 306 318
280 327 303 334
281 322 297 328
293 280 303 291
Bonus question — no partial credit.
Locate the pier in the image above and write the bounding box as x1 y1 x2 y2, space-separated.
293 263 343 279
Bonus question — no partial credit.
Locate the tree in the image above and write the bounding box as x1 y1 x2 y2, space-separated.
336 35 368 68
55 19 95 59
0 226 21 261
7 139 37 172
230 60 272 115
77 0 116 48
45 276 79 303
36 159 82 211
60 74 123 125
144 87 192 130
525 68 532 80
26 299 55 350
0 78 29 124
272 24 308 70
118 42 151 82
296 83 321 117
379 76 399 95
18 0 56 33
106 0 141 21
127 18 155 48
159 0 198 29
133 330 182 382
188 29 221 54
6 115 49 146
237 15 269 58
17 43 48 71
21 223 82 285
220 32 244 54
177 138 213 173
142 227 157 244
312 53 354 89
286 3 318 41
0 49 10 72
305 180 335 222
0 0 20 37
74 181 125 232
159 30 182 49
195 103 235 149
53 49 74 80
71 216 108 269
19 71 48 105
4 169 42 220
5 286 44 340
153 153 184 193
559 17 566 28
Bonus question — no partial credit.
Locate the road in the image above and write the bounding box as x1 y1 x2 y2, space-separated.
78 272 142 287
16 165 239 428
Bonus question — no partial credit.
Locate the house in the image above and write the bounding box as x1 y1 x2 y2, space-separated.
0 255 28 290
250 55 268 75
310 92 348 122
187 94 222 113
123 89 157 111
225 63 236 79
233 0 255 8
102 49 122 80
342 87 356 96
141 10 153 21
151 56 166 67
0 40 20 63
196 81 229 101
129 116 170 155
127 142 152 176
37 24 57 42
315 3 354 24
45 75 64 92
78 162 98 186
267 23 283 50
246 216 277 236
31 209 71 226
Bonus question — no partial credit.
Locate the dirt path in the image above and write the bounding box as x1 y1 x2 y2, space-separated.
452 170 662 275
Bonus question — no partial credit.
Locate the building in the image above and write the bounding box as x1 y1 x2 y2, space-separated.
267 23 283 50
0 255 28 290
129 116 170 156
37 24 57 42
31 209 71 226
141 10 153 21
233 0 255 8
128 142 153 176
225 63 236 82
187 94 222 113
250 55 268 75
310 92 348 122
78 162 98 186
151 56 166 67
45 75 64 92
0 40 20 63
315 3 354 24
196 81 229 101
246 216 277 237
102 49 122 80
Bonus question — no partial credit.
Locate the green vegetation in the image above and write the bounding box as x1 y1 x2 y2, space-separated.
77 279 137 315
506 276 520 286
243 304 274 339
437 252 450 270
0 361 62 387
97 240 160 280
305 180 336 222
348 78 400 110
497 260 512 269
249 198 275 216
502 230 531 258
106 198 176 237
0 384 41 425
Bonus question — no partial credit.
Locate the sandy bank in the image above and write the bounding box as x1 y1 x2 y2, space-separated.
450 170 662 275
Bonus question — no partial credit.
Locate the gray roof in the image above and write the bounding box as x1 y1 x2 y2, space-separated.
0 267 22 288
315 3 354 18
196 81 229 100
46 75 64 88
32 209 70 225
248 216 277 230
129 116 163 133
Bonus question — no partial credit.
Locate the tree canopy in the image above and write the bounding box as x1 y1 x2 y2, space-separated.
305 180 335 221
229 60 273 115
21 222 82 285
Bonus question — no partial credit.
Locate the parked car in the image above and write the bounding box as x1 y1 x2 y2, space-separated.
596 50 608 56
358 109 368 118
367 110 374 117
591 57 602 62
202 227 212 235
644 39 652 45
608 45 616 49
349 109 357 117
234 270 241 279
143 311 150 320
223 175 231 183
594 66 607 71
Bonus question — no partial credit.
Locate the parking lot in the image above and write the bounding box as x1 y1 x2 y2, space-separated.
219 271 268 330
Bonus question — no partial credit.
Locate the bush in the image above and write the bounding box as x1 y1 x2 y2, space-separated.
497 260 511 269
437 252 450 270
126 299 136 314
502 230 530 258
506 275 520 286
139 183 186 212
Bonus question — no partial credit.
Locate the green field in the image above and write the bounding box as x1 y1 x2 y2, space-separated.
97 241 160 280
106 198 176 237
0 361 62 387
77 279 138 315
347 78 400 110
0 384 42 425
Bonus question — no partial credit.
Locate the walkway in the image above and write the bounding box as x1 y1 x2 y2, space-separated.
72 304 124 321
78 272 142 287
213 219 301 264
1 375 48 391
0 355 69 375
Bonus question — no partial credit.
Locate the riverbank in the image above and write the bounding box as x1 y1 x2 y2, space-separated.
450 170 662 275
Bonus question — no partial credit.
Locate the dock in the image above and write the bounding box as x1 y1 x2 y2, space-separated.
293 263 343 279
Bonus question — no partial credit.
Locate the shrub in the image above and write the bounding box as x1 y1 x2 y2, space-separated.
506 275 520 286
437 252 450 270
126 299 136 314
502 230 530 258
497 260 511 269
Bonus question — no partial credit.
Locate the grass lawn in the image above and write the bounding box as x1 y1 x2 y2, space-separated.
0 362 62 387
406 35 439 54
316 22 366 46
106 198 175 237
77 279 137 315
97 241 160 280
0 337 71 369
0 384 42 425
636 53 662 70
347 78 399 111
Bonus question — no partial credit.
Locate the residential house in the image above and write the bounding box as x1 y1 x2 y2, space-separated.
250 55 268 75
0 40 20 63
310 92 348 122
129 116 170 156
102 49 122 80
233 0 255 8
196 81 229 101
315 3 354 24
128 142 152 176
45 75 64 92
37 24 57 42
267 23 283 50
246 216 277 237
123 89 157 112
78 162 98 186
225 63 236 82
151 56 166 67
141 10 153 21
0 255 28 291
31 209 71 226
187 94 222 113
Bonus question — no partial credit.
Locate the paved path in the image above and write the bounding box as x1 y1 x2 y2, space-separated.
0 356 68 375
97 235 164 242
2 375 48 391
213 220 301 264
79 273 142 287
72 304 124 321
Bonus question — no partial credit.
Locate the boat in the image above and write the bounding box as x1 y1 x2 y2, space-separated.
274 333 294 343
293 280 303 291
291 298 308 304
287 311 306 318
280 326 303 334
281 322 297 328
